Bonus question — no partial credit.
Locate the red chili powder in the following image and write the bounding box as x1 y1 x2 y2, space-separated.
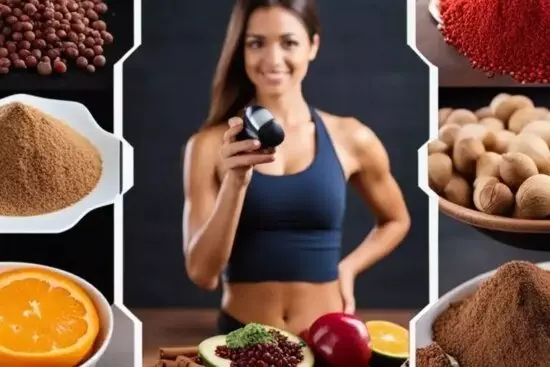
439 0 550 84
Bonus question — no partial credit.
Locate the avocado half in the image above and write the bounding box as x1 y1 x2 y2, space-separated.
198 325 315 367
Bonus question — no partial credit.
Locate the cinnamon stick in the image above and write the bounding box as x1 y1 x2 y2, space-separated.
159 346 198 360
155 356 201 367
177 355 203 367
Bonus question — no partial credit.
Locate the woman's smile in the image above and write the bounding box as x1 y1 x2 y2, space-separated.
259 70 290 84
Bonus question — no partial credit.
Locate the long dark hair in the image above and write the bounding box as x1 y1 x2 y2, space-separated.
202 0 321 128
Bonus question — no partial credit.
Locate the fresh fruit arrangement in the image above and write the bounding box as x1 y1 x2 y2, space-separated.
154 314 409 367
429 94 550 219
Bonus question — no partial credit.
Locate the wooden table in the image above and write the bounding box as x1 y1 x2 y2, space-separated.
415 0 539 87
134 308 417 366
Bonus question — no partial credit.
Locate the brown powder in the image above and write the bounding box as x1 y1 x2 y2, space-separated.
416 343 452 367
432 261 550 367
0 102 102 216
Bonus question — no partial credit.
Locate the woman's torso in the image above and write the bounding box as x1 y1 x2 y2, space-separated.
215 107 360 334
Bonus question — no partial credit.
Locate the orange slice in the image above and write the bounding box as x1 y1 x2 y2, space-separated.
0 268 100 367
365 320 409 358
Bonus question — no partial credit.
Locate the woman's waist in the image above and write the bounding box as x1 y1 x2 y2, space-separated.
233 228 342 250
225 242 340 283
221 281 343 334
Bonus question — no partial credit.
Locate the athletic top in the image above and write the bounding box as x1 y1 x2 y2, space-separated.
224 106 347 283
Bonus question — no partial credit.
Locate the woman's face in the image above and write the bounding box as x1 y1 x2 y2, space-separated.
244 6 319 97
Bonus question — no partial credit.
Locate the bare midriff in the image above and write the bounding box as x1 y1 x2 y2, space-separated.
222 281 344 335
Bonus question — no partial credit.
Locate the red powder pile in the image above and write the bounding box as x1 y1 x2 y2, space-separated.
439 0 550 84
433 261 550 367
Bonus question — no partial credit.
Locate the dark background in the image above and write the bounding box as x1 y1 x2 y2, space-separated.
438 88 550 294
0 0 134 304
123 1 430 309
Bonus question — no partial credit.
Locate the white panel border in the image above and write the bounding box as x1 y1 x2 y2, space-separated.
407 0 440 366
113 0 143 365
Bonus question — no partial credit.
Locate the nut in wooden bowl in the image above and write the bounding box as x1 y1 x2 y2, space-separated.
432 94 550 251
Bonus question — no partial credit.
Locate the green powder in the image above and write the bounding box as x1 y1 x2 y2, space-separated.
226 323 275 349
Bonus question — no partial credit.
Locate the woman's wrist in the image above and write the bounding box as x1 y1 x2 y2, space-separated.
223 170 250 191
339 258 359 278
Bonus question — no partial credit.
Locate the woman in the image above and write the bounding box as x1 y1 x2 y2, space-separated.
183 0 410 336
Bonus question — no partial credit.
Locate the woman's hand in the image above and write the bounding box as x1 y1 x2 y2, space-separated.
221 117 276 187
338 262 357 315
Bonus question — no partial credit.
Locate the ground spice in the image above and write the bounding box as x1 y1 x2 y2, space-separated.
432 261 550 367
416 343 451 367
439 0 550 84
0 102 102 216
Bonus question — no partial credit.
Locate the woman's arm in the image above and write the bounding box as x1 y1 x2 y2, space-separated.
183 119 275 291
182 131 248 291
340 119 411 277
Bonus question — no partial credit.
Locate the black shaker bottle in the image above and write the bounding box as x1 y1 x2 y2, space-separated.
236 105 285 148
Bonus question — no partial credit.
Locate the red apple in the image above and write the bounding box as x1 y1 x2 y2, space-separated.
299 328 311 346
309 313 372 367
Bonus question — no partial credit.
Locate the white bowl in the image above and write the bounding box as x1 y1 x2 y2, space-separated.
0 262 113 367
429 0 442 24
0 94 133 233
414 261 550 349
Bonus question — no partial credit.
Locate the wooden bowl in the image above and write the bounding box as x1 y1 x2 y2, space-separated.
439 197 550 251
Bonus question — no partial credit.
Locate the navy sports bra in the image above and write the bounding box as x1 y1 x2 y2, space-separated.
224 106 347 283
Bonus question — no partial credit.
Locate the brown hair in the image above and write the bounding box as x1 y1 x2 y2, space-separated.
202 0 321 128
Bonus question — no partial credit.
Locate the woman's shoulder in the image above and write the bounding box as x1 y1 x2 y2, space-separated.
315 109 377 147
316 110 388 168
184 123 227 163
186 123 227 149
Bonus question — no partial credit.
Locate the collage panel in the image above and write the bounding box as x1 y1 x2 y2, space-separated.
416 87 550 366
415 0 548 87
123 1 430 367
0 0 136 365
0 0 132 91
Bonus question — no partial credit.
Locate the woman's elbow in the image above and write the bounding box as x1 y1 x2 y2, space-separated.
185 258 219 291
401 210 411 233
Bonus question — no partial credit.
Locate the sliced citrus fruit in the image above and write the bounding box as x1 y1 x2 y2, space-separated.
366 320 409 367
0 268 100 367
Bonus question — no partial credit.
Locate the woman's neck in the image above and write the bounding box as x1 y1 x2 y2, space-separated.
254 89 311 126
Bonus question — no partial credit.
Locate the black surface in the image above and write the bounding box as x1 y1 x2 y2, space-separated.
439 214 550 295
474 229 550 252
0 90 116 304
439 87 550 295
440 87 550 111
0 0 134 91
123 1 430 309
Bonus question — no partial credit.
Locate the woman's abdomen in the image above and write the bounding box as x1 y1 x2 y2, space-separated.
222 280 344 335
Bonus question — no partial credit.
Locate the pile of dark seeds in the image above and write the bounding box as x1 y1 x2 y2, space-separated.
0 0 114 75
215 330 304 367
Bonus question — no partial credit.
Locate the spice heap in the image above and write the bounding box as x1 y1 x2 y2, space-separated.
416 343 452 367
428 93 550 219
0 102 102 216
216 326 305 367
439 0 550 84
155 324 312 367
0 0 114 76
432 261 550 367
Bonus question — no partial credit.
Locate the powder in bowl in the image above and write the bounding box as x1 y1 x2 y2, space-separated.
432 261 550 367
0 102 103 216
